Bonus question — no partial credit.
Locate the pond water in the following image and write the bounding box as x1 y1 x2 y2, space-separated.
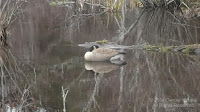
1 0 200 112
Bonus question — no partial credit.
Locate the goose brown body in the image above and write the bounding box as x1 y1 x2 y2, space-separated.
84 48 122 61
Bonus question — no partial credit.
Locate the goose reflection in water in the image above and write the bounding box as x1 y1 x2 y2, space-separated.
85 61 126 74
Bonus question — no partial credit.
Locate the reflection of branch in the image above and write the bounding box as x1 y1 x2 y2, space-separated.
168 67 189 95
118 66 125 112
62 86 69 112
3 64 23 95
1 65 5 104
170 21 200 28
19 86 32 111
82 74 103 112
0 48 36 111
67 69 85 89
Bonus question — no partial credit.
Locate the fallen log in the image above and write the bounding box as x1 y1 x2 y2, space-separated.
140 44 200 55
79 41 200 55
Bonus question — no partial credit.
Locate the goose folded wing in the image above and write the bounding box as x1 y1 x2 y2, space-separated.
92 48 120 56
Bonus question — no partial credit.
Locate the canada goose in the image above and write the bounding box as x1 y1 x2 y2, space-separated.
84 45 126 61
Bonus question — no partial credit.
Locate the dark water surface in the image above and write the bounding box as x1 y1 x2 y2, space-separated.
1 0 200 112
